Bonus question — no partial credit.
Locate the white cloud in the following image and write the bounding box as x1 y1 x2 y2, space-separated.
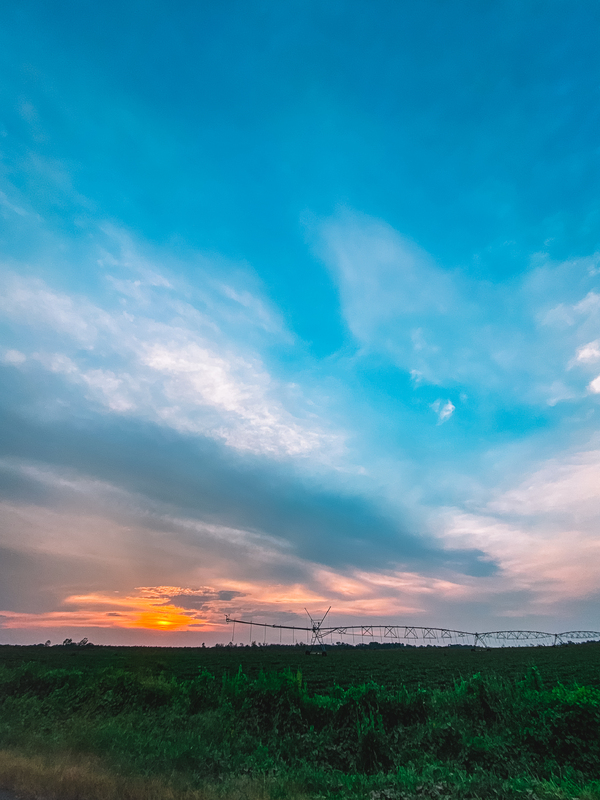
544 380 577 406
0 248 338 459
0 273 115 346
486 450 600 516
431 398 455 424
540 303 575 328
577 340 600 363
138 341 328 455
574 291 600 316
2 349 26 365
141 342 259 415
438 400 455 423
588 376 600 394
37 353 78 375
82 369 136 412
318 212 455 347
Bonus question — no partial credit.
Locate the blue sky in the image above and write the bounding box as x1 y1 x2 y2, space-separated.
1 0 600 643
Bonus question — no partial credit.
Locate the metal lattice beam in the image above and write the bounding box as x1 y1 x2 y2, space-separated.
225 617 600 648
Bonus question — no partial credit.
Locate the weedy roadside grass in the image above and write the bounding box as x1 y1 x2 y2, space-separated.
1 650 600 799
0 748 311 800
1 750 599 800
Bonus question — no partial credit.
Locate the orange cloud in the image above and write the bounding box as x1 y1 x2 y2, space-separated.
0 565 475 637
0 590 220 631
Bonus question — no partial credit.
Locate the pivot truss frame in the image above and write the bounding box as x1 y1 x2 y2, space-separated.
224 617 600 648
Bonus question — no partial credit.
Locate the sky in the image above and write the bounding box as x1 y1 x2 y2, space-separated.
1 0 600 645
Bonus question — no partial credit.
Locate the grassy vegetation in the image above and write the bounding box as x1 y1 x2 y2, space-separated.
1 643 600 799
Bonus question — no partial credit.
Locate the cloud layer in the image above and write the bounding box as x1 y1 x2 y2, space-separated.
2 209 600 642
1 3 600 643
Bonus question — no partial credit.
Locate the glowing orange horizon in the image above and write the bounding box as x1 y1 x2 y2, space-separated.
0 591 218 631
0 568 481 633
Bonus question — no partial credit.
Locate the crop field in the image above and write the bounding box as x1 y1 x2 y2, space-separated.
1 642 600 800
2 640 600 692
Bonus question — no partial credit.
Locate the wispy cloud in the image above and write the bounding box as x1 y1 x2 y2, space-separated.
316 211 600 409
437 447 600 615
0 231 339 459
0 273 116 347
430 399 455 424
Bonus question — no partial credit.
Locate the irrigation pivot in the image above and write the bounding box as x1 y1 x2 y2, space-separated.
224 616 600 650
305 607 331 656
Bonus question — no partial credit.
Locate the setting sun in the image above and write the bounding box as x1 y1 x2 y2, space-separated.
131 607 199 631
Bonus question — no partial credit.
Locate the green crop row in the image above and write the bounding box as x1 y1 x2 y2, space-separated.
3 641 600 693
